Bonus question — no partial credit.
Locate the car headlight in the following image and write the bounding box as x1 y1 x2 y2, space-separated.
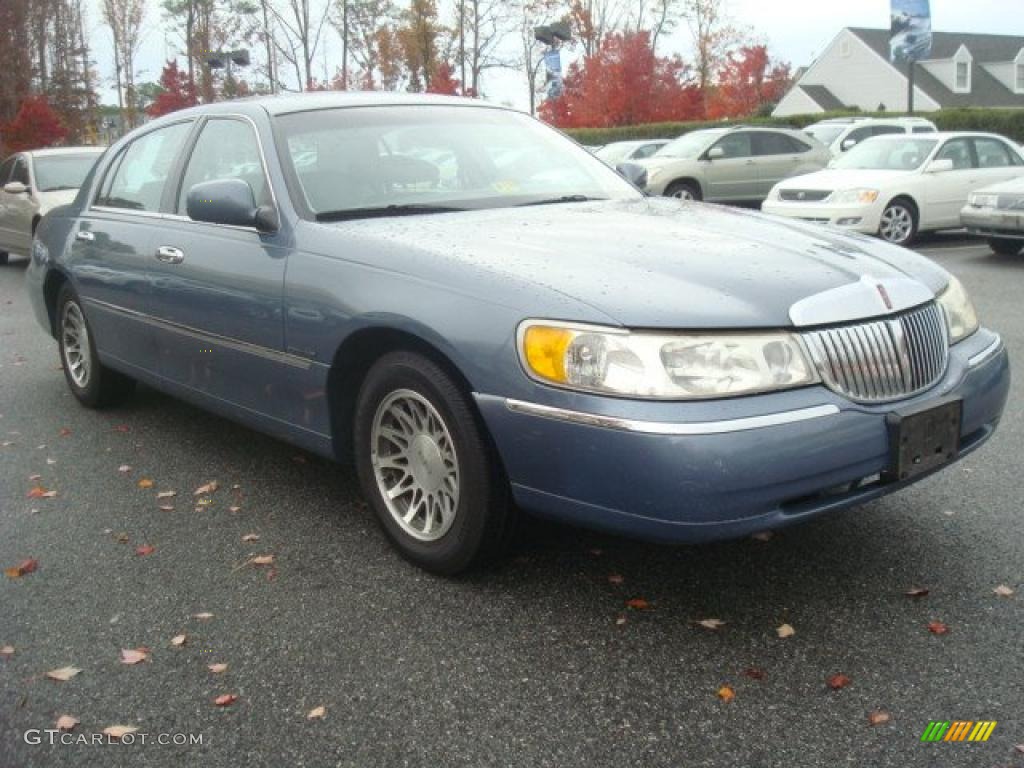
518 321 818 399
968 193 998 208
937 276 979 343
833 188 880 204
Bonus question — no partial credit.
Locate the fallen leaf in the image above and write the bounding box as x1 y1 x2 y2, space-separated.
588 548 603 557
137 478 154 489
868 710 891 726
192 612 214 620
103 725 138 739
742 667 766 681
827 674 852 690
307 706 326 720
135 544 155 557
113 425 131 433
696 619 726 630
776 623 796 638
717 685 735 703
28 473 41 481
55 715 79 731
625 598 651 610
228 506 242 513
248 555 275 566
1 441 13 447
1 645 14 657
158 505 174 512
614 615 627 626
156 490 176 499
46 666 82 682
214 693 238 706
242 533 260 543
170 634 187 647
115 532 130 544
751 531 773 542
1015 744 1024 755
905 587 929 598
46 458 56 465
607 573 624 585
59 428 71 437
118 465 132 473
993 585 1014 597
120 648 149 665
5 558 40 578
927 621 950 635
26 487 56 499
193 481 219 496
208 663 228 674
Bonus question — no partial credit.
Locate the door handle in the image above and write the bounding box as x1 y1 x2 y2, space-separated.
155 246 185 264
75 231 95 242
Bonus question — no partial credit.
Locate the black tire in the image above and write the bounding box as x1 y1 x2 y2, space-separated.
989 237 1023 256
665 180 702 202
878 198 918 246
56 284 135 408
0 252 8 265
353 350 515 575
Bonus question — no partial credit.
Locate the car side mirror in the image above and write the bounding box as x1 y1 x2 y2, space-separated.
707 147 725 161
926 158 954 174
841 139 858 151
615 162 648 189
3 181 29 195
186 178 278 233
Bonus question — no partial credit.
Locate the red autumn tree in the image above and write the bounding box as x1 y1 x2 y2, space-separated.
708 45 791 119
426 63 461 95
1 95 67 152
540 32 702 129
146 60 198 118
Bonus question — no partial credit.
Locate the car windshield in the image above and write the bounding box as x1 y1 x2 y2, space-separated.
275 106 640 219
833 138 938 171
32 153 101 192
594 143 637 164
654 130 725 159
804 124 847 147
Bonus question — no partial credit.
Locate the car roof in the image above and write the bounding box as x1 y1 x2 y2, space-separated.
862 131 1009 141
812 117 934 125
26 146 105 157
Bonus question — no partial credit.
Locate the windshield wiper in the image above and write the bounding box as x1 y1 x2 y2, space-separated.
315 204 468 221
517 194 608 207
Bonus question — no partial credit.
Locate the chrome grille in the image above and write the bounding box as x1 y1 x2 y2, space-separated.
780 189 831 202
802 303 949 402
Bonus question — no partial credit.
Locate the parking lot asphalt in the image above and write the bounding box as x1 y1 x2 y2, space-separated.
1 234 1022 768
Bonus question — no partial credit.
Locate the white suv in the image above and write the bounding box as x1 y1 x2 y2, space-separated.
804 117 937 157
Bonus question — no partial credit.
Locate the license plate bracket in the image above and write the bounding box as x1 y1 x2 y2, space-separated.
884 399 962 484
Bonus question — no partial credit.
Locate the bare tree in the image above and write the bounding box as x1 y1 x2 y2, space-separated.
103 0 146 128
453 0 516 96
329 0 351 87
631 0 681 53
269 0 332 90
569 0 625 57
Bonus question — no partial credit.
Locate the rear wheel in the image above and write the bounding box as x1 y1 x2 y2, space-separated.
56 285 135 408
878 198 918 246
353 351 516 575
665 180 702 202
988 237 1023 256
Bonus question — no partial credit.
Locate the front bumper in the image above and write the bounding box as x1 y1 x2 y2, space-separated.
475 329 1009 543
961 206 1024 240
761 199 882 233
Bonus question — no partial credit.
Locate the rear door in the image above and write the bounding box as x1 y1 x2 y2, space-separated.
971 137 1022 188
704 132 757 201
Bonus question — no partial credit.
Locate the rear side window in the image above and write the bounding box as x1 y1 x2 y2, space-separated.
96 122 192 211
912 125 936 133
871 125 906 138
177 118 270 214
973 138 1018 168
633 143 662 159
753 132 799 156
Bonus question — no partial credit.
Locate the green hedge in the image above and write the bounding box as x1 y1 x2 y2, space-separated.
564 109 1024 146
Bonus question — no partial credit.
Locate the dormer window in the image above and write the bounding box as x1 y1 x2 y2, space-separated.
953 45 973 93
1016 49 1024 93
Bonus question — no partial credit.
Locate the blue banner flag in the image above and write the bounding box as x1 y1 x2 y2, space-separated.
891 0 933 64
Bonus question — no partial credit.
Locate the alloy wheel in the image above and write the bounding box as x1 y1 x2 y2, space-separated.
61 301 92 388
370 389 460 542
879 204 914 244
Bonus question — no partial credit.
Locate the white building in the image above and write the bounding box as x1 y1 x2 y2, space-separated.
774 28 1024 117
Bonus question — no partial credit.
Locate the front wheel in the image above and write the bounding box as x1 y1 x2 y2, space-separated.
353 351 516 575
878 199 918 246
57 285 136 408
665 180 702 202
988 237 1023 256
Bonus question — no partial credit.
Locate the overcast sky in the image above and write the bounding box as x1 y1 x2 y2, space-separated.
83 0 1022 110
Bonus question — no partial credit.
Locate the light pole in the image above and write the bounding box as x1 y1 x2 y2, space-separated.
531 21 571 116
206 49 251 99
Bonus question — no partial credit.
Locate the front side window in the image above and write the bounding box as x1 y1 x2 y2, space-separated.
11 157 30 185
834 139 938 171
973 138 1017 168
97 121 192 211
633 143 663 159
0 157 16 185
804 124 846 147
276 106 639 219
178 118 270 214
33 153 102 192
711 132 753 159
936 138 974 170
656 130 726 159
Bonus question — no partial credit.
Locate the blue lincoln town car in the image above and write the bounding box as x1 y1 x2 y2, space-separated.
27 93 1010 574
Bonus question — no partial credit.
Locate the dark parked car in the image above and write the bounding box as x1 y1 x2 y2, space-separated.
27 93 1010 574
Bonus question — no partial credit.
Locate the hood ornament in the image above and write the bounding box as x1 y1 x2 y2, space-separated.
789 275 933 327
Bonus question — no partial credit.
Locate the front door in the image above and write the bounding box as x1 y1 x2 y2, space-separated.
0 156 36 254
751 132 801 197
704 132 758 201
924 138 977 228
147 116 291 422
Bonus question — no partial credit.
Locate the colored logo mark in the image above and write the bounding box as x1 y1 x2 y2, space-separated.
920 721 997 742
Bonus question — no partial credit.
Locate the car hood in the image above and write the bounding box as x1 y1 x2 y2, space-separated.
319 198 950 329
775 169 915 191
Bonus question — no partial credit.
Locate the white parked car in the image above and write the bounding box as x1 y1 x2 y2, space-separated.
961 176 1024 256
0 147 105 264
762 132 1024 246
804 117 937 157
594 140 669 165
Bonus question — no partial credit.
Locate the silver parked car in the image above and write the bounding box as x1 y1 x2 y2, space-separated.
962 175 1024 256
634 126 831 203
594 140 669 165
0 147 105 264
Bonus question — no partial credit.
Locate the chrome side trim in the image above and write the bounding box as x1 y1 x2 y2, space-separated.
504 399 840 435
83 298 312 370
968 335 1003 368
